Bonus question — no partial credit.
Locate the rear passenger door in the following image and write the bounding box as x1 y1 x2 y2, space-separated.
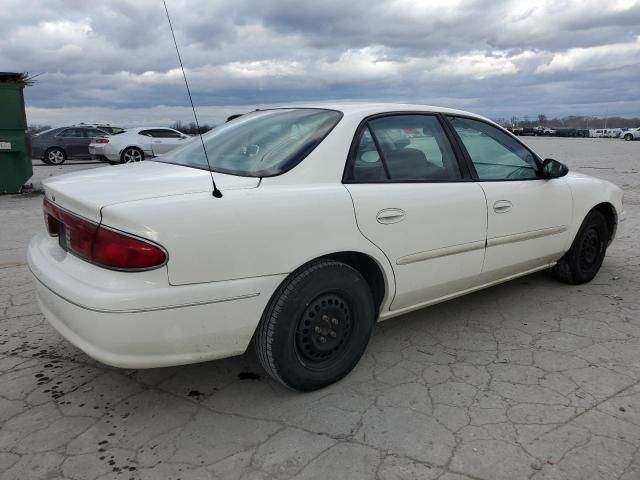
345 114 488 311
55 128 88 158
147 129 187 155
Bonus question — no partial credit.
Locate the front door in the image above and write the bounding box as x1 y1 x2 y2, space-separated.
446 115 572 282
148 129 187 155
345 114 488 311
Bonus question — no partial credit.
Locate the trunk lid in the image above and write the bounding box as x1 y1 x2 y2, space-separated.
42 161 259 222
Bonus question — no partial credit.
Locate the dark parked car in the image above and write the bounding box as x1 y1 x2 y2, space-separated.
555 128 578 137
31 126 112 164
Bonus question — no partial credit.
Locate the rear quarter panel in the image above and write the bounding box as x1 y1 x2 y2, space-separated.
99 185 395 305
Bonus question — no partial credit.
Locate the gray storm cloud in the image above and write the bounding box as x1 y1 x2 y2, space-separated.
3 0 639 125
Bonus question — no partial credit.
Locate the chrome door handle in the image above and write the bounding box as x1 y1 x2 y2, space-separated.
493 200 513 213
376 208 406 224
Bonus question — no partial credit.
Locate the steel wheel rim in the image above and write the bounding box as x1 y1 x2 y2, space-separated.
295 293 354 369
48 150 64 164
123 149 142 163
579 227 601 270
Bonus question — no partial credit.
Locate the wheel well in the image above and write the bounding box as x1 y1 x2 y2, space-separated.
592 202 616 243
45 146 65 156
322 252 387 311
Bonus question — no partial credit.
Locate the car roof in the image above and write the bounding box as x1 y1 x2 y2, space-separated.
269 102 491 122
125 127 178 132
61 125 109 131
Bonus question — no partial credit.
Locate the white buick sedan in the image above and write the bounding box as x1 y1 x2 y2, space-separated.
28 104 625 391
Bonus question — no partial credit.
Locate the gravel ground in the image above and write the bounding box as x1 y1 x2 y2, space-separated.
0 138 639 480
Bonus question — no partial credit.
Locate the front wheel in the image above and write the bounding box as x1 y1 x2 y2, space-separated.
255 259 375 392
624 134 633 141
553 210 609 284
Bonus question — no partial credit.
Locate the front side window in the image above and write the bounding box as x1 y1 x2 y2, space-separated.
350 114 462 182
156 109 341 177
448 116 539 180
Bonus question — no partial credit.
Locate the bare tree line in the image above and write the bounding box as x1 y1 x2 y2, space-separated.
495 115 640 129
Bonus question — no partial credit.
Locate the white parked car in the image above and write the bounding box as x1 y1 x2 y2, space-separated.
28 104 625 391
622 128 640 141
89 127 192 164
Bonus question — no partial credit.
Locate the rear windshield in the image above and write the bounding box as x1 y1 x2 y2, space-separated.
154 108 341 177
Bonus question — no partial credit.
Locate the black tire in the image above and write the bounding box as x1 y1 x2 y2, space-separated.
120 147 144 163
44 147 66 165
553 210 609 285
255 259 375 392
624 133 633 141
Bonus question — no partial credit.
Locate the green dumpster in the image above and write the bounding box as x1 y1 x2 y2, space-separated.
0 72 32 194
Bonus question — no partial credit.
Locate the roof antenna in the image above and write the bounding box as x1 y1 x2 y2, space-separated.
162 0 222 198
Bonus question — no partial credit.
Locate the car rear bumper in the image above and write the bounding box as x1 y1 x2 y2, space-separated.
88 145 119 162
28 233 284 368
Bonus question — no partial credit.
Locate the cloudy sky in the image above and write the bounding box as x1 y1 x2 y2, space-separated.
3 0 640 126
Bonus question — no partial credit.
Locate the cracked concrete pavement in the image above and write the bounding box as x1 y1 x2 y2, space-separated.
1 138 639 480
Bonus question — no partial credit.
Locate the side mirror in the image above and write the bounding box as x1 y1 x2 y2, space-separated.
542 158 569 179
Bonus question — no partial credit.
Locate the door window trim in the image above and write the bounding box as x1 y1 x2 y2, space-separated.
442 114 544 182
342 111 473 184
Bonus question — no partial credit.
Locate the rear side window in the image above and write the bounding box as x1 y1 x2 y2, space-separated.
57 128 85 137
351 128 387 181
449 116 540 180
85 128 107 137
138 129 183 138
349 115 462 182
152 129 183 138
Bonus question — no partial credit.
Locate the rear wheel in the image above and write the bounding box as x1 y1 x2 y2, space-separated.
45 147 66 165
255 259 375 392
553 210 609 284
121 147 144 163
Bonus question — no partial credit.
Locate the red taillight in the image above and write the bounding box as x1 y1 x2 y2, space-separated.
92 227 167 270
95 138 109 144
44 200 60 235
43 198 166 270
